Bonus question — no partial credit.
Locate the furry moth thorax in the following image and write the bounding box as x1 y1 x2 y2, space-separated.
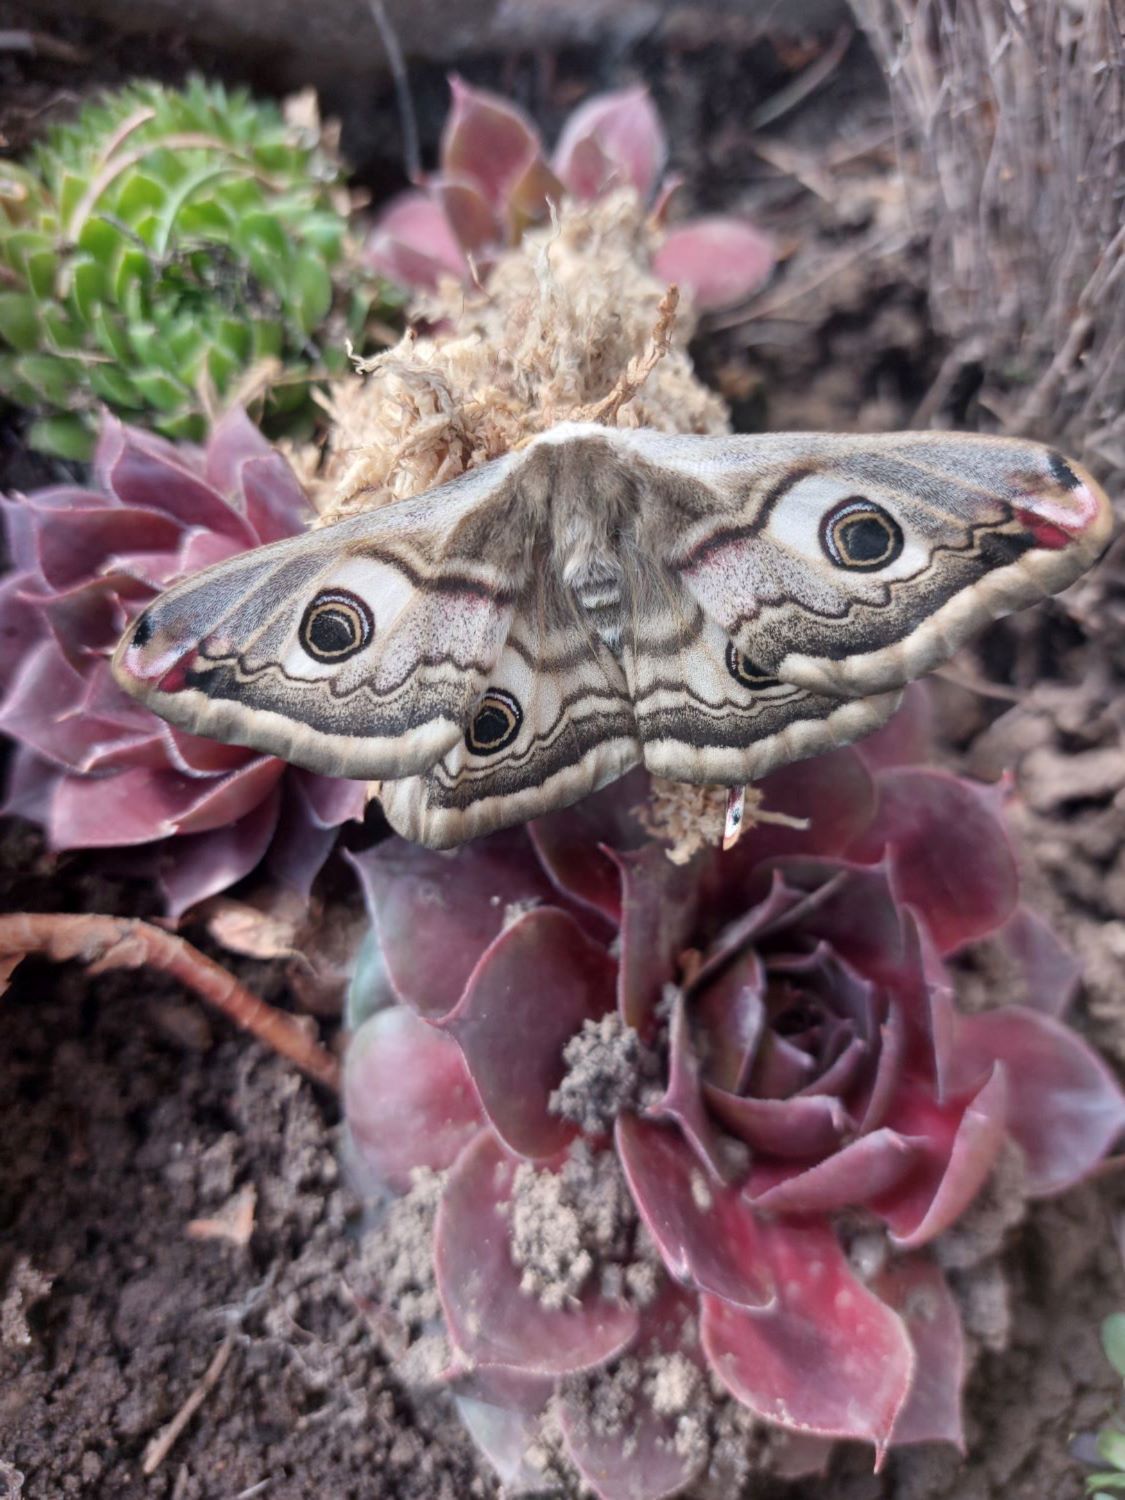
112 423 1113 848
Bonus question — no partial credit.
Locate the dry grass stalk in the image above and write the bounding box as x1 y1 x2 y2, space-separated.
851 0 1125 488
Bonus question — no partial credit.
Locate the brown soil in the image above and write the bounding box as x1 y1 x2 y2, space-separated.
3 12 1125 1500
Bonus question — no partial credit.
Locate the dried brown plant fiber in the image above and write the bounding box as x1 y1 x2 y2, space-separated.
312 191 729 523
851 0 1125 491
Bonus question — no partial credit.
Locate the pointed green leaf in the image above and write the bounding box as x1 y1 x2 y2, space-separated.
216 317 251 362
0 292 42 352
291 252 332 336
131 211 160 249
87 364 143 408
223 179 261 216
91 308 131 363
112 245 153 305
155 408 206 442
1102 1316 1125 1378
2 229 54 280
71 257 106 323
1097 1429 1125 1470
57 170 87 230
0 352 40 405
40 304 84 352
26 248 57 300
27 414 95 461
250 319 284 359
236 211 288 259
130 368 189 412
299 212 345 260
164 319 206 367
178 198 234 236
206 341 241 388
17 353 79 405
113 173 167 225
77 214 128 266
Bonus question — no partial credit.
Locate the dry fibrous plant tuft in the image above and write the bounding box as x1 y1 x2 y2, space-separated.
852 0 1125 489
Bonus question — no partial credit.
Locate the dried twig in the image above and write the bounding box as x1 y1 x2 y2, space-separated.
750 25 855 128
0 913 340 1092
0 29 89 62
366 0 421 183
142 1333 236 1474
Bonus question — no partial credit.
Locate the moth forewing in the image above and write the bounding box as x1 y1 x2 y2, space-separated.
112 502 517 781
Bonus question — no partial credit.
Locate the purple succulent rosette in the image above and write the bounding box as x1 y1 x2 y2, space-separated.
345 688 1125 1498
0 410 366 913
365 77 776 313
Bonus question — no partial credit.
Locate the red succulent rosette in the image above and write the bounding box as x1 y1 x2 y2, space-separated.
345 689 1125 1499
0 410 366 913
365 77 776 313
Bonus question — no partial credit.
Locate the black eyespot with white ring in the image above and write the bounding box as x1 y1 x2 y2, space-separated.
820 497 904 571
299 589 374 663
466 689 523 756
725 641 781 691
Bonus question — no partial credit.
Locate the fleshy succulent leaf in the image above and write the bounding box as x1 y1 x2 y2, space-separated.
435 1131 638 1375
0 78 383 449
850 769 1020 952
988 905 1082 1018
346 1006 484 1192
949 1008 1125 1195
441 77 544 212
364 189 468 288
875 1258 966 1450
746 1127 924 1216
616 1115 774 1309
652 217 775 311
552 85 667 202
2 408 361 904
349 830 568 1020
700 1218 915 1461
558 1281 708 1500
440 907 616 1159
611 845 701 1032
874 1065 1009 1248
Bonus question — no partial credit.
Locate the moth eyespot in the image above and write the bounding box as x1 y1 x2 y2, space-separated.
466 689 523 755
820 497 904 571
299 590 374 663
131 611 155 648
725 641 781 691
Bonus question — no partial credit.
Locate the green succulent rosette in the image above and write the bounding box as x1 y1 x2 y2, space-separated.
0 78 385 459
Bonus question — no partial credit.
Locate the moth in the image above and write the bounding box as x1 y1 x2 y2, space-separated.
112 423 1113 849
